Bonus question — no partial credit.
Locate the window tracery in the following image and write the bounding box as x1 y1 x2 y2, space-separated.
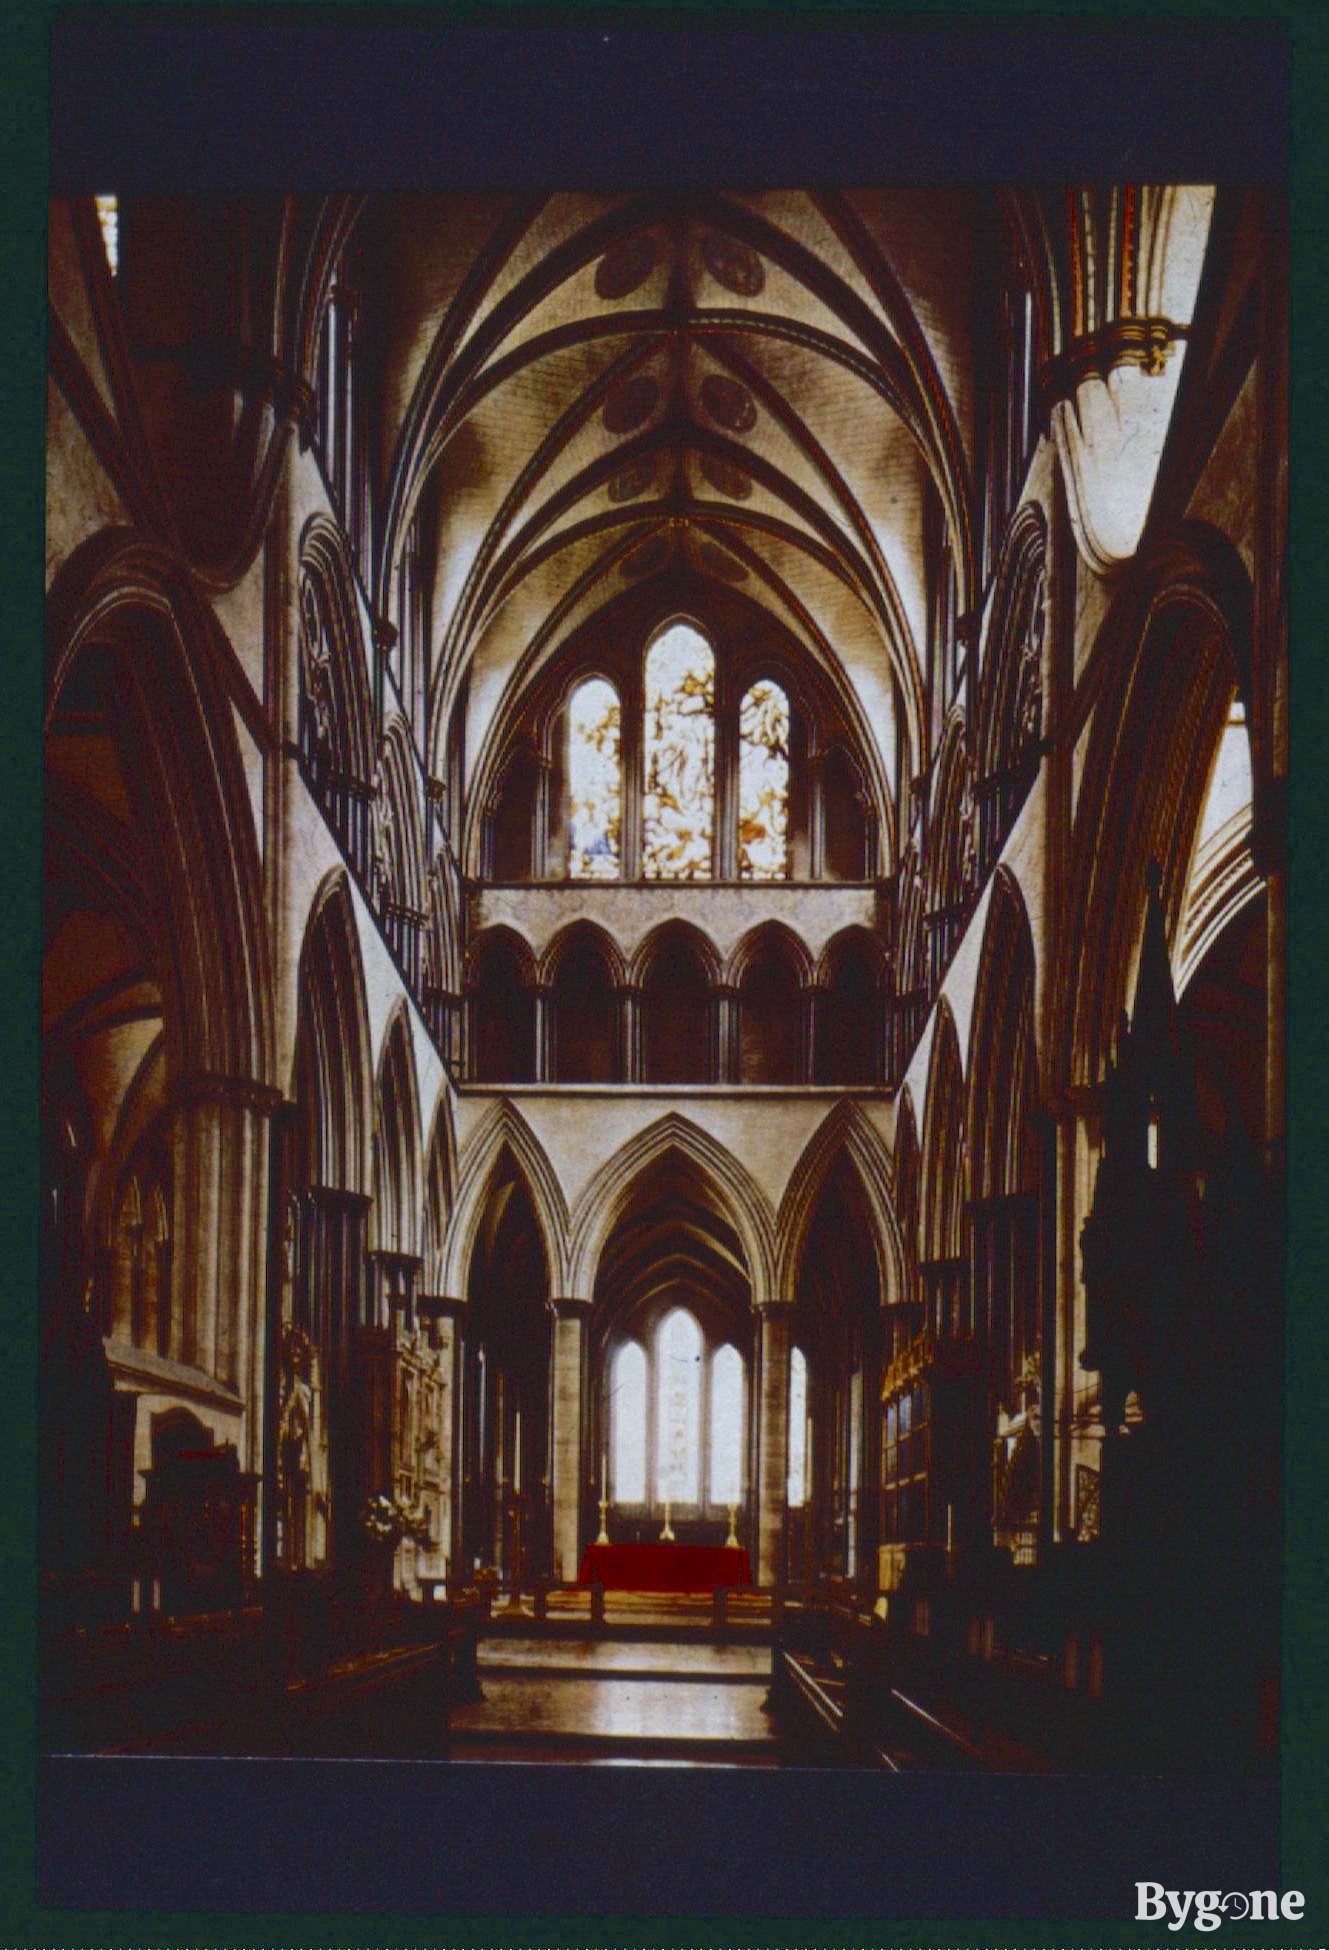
737 680 790 879
643 624 716 879
656 1306 704 1504
708 1343 744 1506
610 1340 648 1503
567 677 622 879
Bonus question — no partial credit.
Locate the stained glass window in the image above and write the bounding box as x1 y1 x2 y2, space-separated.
709 1343 744 1505
567 677 622 878
611 1340 647 1504
787 1346 808 1508
643 625 715 878
656 1307 703 1504
738 680 790 878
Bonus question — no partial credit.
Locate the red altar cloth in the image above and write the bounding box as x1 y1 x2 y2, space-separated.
578 1542 753 1592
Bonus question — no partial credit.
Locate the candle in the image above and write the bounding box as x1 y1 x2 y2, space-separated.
514 1411 522 1492
946 1502 954 1551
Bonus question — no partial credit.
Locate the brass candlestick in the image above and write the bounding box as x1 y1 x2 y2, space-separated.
724 1504 740 1548
659 1499 675 1542
595 1496 610 1546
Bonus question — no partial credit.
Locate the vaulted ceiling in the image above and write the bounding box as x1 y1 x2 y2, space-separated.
363 190 985 811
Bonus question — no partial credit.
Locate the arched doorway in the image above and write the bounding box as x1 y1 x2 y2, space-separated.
590 1154 754 1549
461 1161 552 1581
789 1155 883 1586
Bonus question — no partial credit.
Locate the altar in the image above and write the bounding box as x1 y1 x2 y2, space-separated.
578 1542 753 1592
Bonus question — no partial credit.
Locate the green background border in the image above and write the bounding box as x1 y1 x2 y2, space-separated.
3 3 1322 1944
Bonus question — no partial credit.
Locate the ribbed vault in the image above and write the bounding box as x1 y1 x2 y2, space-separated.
359 190 983 823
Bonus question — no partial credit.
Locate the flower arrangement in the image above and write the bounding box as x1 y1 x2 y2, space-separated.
361 1493 432 1548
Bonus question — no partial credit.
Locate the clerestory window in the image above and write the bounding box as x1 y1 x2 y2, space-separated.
643 624 716 878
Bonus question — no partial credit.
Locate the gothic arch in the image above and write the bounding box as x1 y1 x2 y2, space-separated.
893 1087 922 1292
967 869 1040 1202
815 925 890 1087
724 919 814 992
373 714 426 915
1062 525 1252 1091
539 918 628 989
420 1091 458 1293
568 1114 776 1309
776 1099 904 1305
424 848 464 998
370 1002 424 1254
926 713 977 918
297 515 375 794
465 924 539 1084
921 1001 967 1264
441 1099 570 1300
292 870 374 1197
976 505 1046 868
633 921 723 1086
46 533 275 1091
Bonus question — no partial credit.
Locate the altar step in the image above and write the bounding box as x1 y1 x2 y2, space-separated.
482 1588 775 1643
450 1637 780 1766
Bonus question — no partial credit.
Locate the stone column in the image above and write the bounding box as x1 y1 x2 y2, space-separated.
716 983 741 1084
620 669 643 882
533 979 553 1083
807 753 827 881
715 678 739 881
755 1305 792 1585
618 982 643 1083
549 1300 590 1584
801 982 820 1084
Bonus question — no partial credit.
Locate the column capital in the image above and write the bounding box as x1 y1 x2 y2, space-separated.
305 1184 374 1215
418 1293 466 1323
368 1247 423 1274
551 1296 592 1320
177 1072 284 1116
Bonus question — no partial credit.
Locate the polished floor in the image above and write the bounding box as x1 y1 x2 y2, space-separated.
450 1635 780 1766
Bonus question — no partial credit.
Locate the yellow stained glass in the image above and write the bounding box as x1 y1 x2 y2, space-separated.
643 624 715 879
738 680 790 879
567 677 622 878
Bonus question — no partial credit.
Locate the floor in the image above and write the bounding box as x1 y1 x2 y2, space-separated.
449 1634 780 1766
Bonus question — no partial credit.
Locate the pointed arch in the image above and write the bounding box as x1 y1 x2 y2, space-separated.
926 713 977 914
420 1090 458 1293
921 1001 967 1264
465 924 538 1083
46 533 275 1091
729 922 812 1086
441 1099 570 1300
372 713 426 915
893 1087 922 1290
725 919 815 991
633 921 721 1086
815 925 890 1087
776 1099 904 1304
297 513 375 799
542 921 625 1084
976 505 1046 872
370 1001 424 1255
569 1113 776 1309
967 869 1040 1203
1062 525 1252 1091
539 918 628 989
292 870 375 1197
